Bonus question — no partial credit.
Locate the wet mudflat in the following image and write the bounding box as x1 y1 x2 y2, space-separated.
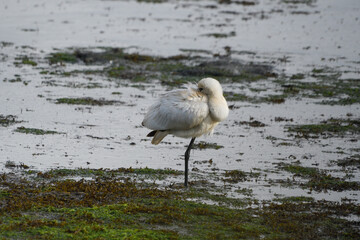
1 0 360 239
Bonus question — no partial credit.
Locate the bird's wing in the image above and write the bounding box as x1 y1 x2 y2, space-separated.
143 88 209 130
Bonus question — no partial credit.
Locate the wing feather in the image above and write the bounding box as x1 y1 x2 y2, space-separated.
143 88 209 130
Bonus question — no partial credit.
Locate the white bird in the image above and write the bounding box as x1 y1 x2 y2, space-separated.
142 77 229 187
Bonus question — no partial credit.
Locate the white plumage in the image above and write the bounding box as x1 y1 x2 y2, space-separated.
143 78 229 143
142 77 229 186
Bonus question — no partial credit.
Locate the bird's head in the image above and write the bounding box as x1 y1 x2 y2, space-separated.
197 78 223 97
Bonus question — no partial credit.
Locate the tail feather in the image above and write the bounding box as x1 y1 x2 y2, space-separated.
151 131 168 145
147 130 157 137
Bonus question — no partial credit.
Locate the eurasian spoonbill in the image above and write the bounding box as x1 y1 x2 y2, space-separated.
142 78 229 187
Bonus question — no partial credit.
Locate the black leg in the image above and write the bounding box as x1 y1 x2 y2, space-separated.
184 137 196 187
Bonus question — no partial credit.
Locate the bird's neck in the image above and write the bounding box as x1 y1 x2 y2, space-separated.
209 95 229 122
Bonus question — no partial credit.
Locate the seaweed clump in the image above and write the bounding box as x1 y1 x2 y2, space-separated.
15 126 62 135
44 47 276 87
0 168 359 239
55 97 124 106
287 118 360 138
0 115 21 127
282 164 360 191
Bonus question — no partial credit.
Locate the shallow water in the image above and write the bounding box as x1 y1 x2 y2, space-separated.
1 0 359 203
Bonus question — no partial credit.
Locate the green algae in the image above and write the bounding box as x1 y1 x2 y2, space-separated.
0 41 14 47
0 212 178 239
290 73 305 80
55 97 123 106
44 48 275 87
0 168 359 239
260 201 360 239
281 0 316 6
202 31 236 38
218 0 257 6
287 118 360 138
245 71 360 105
281 164 360 191
282 164 319 177
5 161 29 169
279 68 360 105
18 47 360 106
20 56 37 66
14 126 61 135
192 141 224 150
187 188 254 208
3 77 22 83
237 120 266 127
263 66 360 105
274 196 315 203
301 79 359 105
136 0 168 4
337 155 360 168
41 79 105 89
34 168 182 183
223 170 260 183
0 115 21 127
13 56 37 66
48 52 78 64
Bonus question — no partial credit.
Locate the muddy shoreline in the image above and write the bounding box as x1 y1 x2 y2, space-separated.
1 0 360 238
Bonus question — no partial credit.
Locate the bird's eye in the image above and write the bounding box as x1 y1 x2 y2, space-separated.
198 88 203 92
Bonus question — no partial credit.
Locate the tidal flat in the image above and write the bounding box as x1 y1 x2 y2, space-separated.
1 0 360 238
